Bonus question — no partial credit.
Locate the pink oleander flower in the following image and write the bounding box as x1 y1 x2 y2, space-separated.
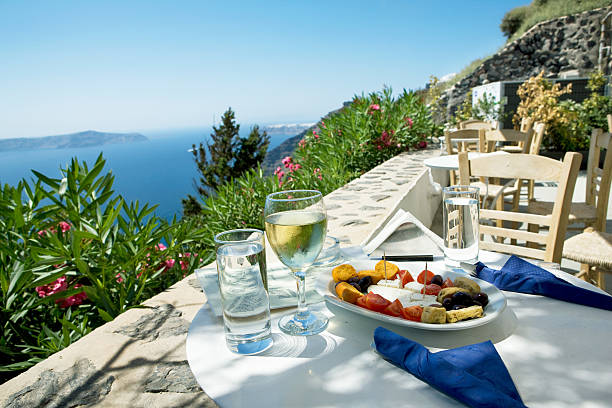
165 259 176 270
293 163 301 170
314 133 319 139
369 104 380 111
36 276 68 297
282 156 293 168
58 221 71 232
288 176 294 182
298 139 306 148
57 284 88 308
155 243 167 251
377 145 382 150
404 117 413 128
116 272 124 283
417 141 428 149
397 143 402 148
313 168 323 180
322 121 326 129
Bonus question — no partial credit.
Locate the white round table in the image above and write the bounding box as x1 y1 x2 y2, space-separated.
186 251 612 407
424 151 509 170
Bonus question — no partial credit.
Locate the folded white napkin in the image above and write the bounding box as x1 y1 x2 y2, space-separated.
361 209 444 257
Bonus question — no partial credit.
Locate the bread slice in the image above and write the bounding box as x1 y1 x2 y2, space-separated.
446 305 483 323
453 277 481 294
421 306 447 324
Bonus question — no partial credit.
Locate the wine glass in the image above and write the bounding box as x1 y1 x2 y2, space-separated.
264 190 328 336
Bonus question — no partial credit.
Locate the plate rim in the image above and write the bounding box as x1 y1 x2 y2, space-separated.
315 262 507 331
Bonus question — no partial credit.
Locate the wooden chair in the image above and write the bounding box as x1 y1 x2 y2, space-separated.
501 117 535 153
527 128 612 231
444 128 482 184
458 119 495 131
458 152 582 263
526 122 547 201
480 127 534 154
471 127 535 214
607 114 612 133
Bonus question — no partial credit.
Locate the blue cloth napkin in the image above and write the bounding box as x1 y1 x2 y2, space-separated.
476 255 612 311
373 327 526 408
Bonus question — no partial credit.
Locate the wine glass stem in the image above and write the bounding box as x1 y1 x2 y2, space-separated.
294 269 308 320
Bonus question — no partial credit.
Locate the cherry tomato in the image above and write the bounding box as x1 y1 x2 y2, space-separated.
383 299 404 317
441 278 454 289
364 292 391 312
401 305 424 322
398 270 414 286
420 283 442 296
417 269 435 284
356 295 368 309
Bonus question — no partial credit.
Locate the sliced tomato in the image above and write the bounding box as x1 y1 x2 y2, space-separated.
401 305 424 322
356 295 368 309
441 278 454 289
382 299 403 317
417 269 435 284
420 283 442 296
398 269 414 286
364 292 391 312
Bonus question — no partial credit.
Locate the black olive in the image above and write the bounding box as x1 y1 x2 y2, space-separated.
431 275 443 286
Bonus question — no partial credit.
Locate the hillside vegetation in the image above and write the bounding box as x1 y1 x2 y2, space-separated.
445 0 612 89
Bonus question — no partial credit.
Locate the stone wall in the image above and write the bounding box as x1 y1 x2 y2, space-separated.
444 5 612 117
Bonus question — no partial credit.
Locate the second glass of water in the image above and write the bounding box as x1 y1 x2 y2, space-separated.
216 230 272 355
443 185 480 267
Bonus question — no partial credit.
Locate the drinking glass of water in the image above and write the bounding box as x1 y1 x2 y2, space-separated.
264 190 328 336
443 185 480 268
216 229 273 355
215 229 267 291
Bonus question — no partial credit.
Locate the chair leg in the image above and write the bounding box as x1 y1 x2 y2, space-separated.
510 187 521 246
528 180 534 202
450 170 456 185
595 266 605 289
495 195 504 243
527 223 540 249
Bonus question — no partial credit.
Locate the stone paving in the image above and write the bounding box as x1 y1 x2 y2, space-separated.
0 147 443 408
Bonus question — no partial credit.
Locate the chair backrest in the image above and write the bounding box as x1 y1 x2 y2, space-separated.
586 128 612 231
529 122 546 155
607 114 612 133
479 128 534 153
458 152 582 263
459 119 495 131
444 129 481 155
519 117 534 133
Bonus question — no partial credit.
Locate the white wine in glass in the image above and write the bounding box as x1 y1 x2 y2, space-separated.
264 190 328 336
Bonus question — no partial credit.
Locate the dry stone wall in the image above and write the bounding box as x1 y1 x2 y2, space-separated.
444 6 612 117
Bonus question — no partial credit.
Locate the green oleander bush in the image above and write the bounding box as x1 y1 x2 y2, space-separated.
0 155 209 382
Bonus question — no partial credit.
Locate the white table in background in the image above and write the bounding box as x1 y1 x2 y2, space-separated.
186 251 612 408
424 151 509 171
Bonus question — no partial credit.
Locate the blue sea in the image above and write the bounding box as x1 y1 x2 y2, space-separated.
0 128 294 220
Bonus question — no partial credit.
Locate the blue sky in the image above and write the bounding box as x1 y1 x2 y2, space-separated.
0 0 528 138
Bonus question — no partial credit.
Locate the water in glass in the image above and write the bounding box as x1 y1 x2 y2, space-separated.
443 186 479 267
217 241 272 355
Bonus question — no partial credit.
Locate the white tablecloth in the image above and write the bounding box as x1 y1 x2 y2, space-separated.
186 251 612 408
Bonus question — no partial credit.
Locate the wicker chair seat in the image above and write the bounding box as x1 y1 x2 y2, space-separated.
563 229 612 270
470 181 519 198
528 200 597 224
501 145 524 153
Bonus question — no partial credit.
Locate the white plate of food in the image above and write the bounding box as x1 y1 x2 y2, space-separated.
314 259 507 331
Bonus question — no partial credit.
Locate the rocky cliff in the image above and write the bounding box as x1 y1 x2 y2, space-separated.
444 5 611 117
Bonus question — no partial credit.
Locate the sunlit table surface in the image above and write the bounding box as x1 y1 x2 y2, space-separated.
186 250 612 408
423 151 509 170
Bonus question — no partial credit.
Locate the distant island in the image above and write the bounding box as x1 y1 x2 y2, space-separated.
262 123 315 134
0 130 148 152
